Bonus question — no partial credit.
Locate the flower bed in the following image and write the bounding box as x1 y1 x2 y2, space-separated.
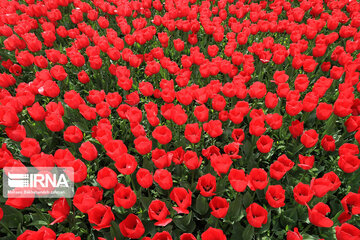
0 0 360 239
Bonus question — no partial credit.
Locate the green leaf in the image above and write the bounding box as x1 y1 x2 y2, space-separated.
231 222 244 240
243 191 253 208
226 194 244 222
1 205 23 229
216 177 227 196
173 212 195 232
183 211 193 225
280 207 298 227
86 231 96 240
27 220 48 227
140 196 152 209
194 195 209 215
142 220 156 236
301 233 318 240
319 226 336 239
296 205 307 222
110 221 123 240
242 224 254 240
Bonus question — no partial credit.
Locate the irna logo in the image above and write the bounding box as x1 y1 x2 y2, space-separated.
3 167 74 198
7 173 69 188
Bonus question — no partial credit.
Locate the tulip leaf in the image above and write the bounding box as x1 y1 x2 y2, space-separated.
173 211 195 232
194 195 209 215
231 222 244 240
1 205 23 229
242 224 254 240
280 207 298 227
27 220 48 227
140 196 152 209
110 221 123 240
226 194 244 222
243 191 253 208
301 233 318 240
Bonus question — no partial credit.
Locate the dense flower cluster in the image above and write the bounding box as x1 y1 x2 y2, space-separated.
0 0 360 239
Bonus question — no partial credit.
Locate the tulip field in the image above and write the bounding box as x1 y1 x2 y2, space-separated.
0 0 360 239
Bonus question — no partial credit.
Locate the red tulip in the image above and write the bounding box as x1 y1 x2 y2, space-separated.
114 153 138 175
338 192 360 223
63 126 83 143
48 197 70 225
87 204 115 230
184 151 202 170
323 171 341 191
181 233 196 240
310 177 332 198
209 197 229 218
316 103 332 120
96 167 118 189
152 149 171 169
246 203 268 228
228 168 248 192
148 200 172 226
338 154 360 173
153 231 173 240
293 182 313 205
184 123 202 144
114 184 136 209
79 141 98 161
231 128 245 144
289 120 304 138
73 186 103 213
201 227 227 240
321 135 336 151
20 138 41 158
256 135 273 153
152 125 172 145
6 191 35 209
307 202 333 228
136 168 153 188
300 129 319 148
298 155 315 170
17 226 56 240
154 169 173 190
248 168 268 191
286 227 302 240
335 223 360 240
170 187 192 214
119 214 145 239
266 185 285 208
196 173 217 197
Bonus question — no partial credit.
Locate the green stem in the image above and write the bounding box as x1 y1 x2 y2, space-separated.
301 223 312 235
110 221 123 240
31 206 48 223
0 221 17 238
